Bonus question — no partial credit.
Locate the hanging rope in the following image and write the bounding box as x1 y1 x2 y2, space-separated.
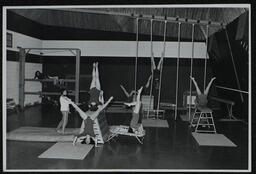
135 18 139 92
175 22 181 120
147 19 154 119
224 27 244 102
156 20 167 118
188 23 195 121
203 25 209 90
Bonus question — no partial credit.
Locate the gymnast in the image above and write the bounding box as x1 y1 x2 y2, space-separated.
124 86 144 134
88 62 104 111
120 84 137 102
190 76 216 108
56 89 73 134
145 51 164 109
71 96 114 147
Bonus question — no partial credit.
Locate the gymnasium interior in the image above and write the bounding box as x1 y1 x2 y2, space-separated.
3 5 252 172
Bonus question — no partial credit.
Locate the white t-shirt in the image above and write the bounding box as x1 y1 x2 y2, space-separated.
60 96 71 111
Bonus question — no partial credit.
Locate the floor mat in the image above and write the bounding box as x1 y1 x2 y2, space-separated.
192 132 237 147
38 142 93 160
7 127 80 142
142 119 169 128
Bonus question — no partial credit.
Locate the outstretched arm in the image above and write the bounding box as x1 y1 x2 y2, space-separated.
157 52 164 70
124 101 137 107
91 96 114 120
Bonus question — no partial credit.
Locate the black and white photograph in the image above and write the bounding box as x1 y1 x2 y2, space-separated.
2 2 253 172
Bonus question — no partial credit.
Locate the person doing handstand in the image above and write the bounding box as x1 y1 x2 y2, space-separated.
190 76 216 108
71 96 113 147
88 62 104 111
124 86 144 134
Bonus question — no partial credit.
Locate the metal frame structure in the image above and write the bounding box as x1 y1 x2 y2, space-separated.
133 16 220 121
18 47 81 110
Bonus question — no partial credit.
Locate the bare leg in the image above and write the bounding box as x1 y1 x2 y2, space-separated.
56 118 63 130
90 63 96 89
151 52 156 70
61 112 69 134
95 62 101 90
157 52 164 70
190 76 202 95
204 77 216 95
120 85 130 98
145 75 152 89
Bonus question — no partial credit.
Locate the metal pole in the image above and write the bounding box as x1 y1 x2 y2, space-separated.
156 20 167 118
224 28 244 102
75 49 81 103
203 25 209 91
175 22 181 120
147 19 154 119
189 24 195 121
19 48 26 110
135 18 139 93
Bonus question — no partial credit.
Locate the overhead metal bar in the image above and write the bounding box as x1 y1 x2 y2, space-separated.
58 8 225 27
21 47 81 51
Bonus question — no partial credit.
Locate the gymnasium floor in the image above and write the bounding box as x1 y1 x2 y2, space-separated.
5 105 248 170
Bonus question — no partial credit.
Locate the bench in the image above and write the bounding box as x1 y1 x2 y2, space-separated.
210 96 239 121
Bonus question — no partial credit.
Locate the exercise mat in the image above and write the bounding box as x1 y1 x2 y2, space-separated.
192 132 237 147
142 119 169 128
7 127 80 142
38 142 93 160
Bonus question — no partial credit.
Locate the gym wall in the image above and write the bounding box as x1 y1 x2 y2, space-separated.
6 10 216 107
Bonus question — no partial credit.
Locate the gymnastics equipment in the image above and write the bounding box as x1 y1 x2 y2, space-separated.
107 125 145 144
146 19 167 119
18 47 81 110
210 96 241 121
190 106 217 134
7 127 79 142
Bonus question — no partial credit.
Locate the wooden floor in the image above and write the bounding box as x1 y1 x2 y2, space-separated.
5 105 248 171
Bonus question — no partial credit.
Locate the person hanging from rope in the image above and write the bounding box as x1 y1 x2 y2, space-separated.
71 96 114 147
88 62 104 111
145 51 164 109
190 76 216 108
124 86 144 134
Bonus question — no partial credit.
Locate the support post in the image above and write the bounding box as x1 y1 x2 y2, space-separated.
135 18 139 92
75 49 81 103
189 24 195 121
175 22 181 120
19 48 26 110
203 25 209 90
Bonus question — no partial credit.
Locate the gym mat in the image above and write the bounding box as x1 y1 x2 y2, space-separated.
38 142 93 160
142 119 169 128
7 127 80 142
192 132 237 147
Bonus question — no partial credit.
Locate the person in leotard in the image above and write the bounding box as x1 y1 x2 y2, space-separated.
88 62 104 111
190 76 216 108
124 86 144 134
145 51 164 109
71 96 114 147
